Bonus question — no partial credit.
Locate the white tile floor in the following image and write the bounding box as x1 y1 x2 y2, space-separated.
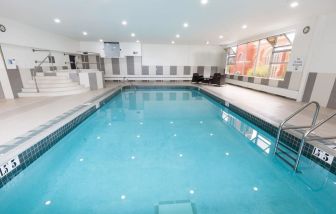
0 85 118 144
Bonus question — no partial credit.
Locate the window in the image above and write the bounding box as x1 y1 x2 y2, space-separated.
226 46 237 75
225 32 295 80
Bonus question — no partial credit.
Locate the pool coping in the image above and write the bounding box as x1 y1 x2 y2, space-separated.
1 84 335 189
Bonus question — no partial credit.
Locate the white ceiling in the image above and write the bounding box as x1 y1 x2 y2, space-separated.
0 0 335 45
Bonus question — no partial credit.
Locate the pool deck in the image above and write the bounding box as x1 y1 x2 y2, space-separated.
0 81 335 149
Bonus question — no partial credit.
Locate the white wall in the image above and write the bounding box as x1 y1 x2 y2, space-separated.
142 44 225 67
304 13 336 74
0 17 79 52
120 42 141 57
0 50 14 99
79 41 105 57
296 12 336 101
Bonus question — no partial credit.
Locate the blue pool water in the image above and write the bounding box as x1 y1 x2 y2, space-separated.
1 88 336 213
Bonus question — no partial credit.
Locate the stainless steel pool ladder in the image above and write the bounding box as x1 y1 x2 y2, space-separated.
274 101 320 171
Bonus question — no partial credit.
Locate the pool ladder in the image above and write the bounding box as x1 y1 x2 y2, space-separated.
274 101 320 171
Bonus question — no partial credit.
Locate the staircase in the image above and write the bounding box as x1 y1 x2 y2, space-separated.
18 72 89 97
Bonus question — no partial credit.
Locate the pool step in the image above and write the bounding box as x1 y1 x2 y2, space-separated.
18 88 89 97
19 74 89 97
157 200 195 214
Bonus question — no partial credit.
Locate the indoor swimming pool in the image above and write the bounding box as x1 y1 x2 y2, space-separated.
0 88 335 213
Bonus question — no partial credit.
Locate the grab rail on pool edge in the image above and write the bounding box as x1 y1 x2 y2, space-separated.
274 101 320 171
294 112 336 171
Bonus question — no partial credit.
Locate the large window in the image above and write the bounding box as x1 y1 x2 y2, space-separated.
225 32 295 80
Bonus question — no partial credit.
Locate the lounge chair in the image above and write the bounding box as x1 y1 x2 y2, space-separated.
210 73 222 86
191 73 204 83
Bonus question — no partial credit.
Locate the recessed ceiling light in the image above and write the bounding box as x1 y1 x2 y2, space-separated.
290 1 299 8
219 35 223 39
136 40 140 43
206 41 210 45
121 20 128 26
201 0 208 5
171 41 175 44
183 22 189 28
53 18 61 23
242 25 247 29
82 31 88 36
176 34 180 38
131 33 136 37
99 39 103 42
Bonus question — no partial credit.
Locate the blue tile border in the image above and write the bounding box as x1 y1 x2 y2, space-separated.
1 84 335 189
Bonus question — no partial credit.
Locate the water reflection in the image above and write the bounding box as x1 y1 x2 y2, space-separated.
106 89 205 121
221 110 272 154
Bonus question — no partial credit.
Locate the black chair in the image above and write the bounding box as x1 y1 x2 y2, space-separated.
210 73 223 86
191 73 204 83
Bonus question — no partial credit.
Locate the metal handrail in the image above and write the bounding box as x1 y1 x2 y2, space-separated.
303 112 336 139
280 101 320 128
274 101 320 155
294 112 336 171
32 52 52 93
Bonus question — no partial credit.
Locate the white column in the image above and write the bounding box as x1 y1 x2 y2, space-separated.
0 46 14 99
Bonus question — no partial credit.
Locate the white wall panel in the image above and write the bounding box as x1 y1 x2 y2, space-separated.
142 44 225 67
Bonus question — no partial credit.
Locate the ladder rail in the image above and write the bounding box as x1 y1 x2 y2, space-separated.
279 101 320 128
294 112 336 171
274 101 320 155
303 112 336 139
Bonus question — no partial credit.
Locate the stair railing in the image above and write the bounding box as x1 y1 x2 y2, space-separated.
32 53 53 93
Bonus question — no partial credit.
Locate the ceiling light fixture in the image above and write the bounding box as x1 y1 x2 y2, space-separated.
219 35 223 39
206 41 210 45
121 20 128 26
290 1 299 8
82 31 88 36
171 41 175 44
99 39 103 42
183 22 189 28
131 33 136 37
176 34 180 38
54 18 61 23
136 40 140 43
201 0 208 5
242 24 247 29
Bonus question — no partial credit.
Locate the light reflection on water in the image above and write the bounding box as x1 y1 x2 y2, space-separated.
221 110 271 154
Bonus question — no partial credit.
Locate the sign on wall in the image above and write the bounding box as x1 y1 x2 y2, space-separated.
292 57 304 72
6 58 16 69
